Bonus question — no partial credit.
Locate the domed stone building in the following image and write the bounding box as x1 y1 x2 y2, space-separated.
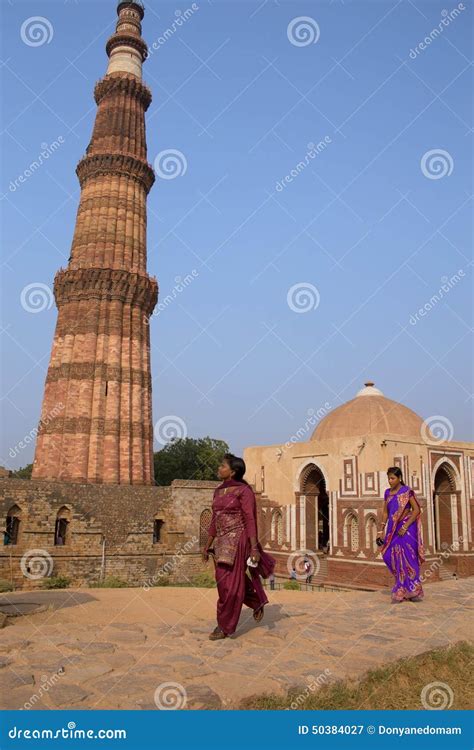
243 382 474 588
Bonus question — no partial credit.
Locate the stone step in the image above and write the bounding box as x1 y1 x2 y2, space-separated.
438 565 457 580
427 554 457 580
312 558 328 582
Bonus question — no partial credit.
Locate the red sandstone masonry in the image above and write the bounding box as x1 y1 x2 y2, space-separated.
32 5 157 486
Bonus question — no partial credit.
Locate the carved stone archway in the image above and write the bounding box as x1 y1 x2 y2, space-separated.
298 464 330 550
432 461 460 551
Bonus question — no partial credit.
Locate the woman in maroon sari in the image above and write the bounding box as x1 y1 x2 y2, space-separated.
377 467 425 603
202 453 275 640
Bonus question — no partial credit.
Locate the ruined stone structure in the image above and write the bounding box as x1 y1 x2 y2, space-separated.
245 382 474 587
31 0 157 485
0 478 216 590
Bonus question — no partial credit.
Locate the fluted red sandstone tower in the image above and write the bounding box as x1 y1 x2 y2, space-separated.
32 0 158 485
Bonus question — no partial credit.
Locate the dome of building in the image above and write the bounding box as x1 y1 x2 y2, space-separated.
311 382 424 440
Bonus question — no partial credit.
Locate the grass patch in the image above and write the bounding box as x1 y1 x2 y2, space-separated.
153 573 216 588
240 641 474 710
42 575 71 589
90 575 128 588
190 571 216 588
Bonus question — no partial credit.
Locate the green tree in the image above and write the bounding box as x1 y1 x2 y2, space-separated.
11 463 33 479
153 437 229 486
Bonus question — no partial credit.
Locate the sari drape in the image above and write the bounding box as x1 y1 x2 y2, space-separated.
380 485 425 602
208 479 275 635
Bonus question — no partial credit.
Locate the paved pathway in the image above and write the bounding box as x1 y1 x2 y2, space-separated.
0 579 472 709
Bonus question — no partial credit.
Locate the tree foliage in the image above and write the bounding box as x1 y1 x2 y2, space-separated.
10 464 32 479
153 437 229 486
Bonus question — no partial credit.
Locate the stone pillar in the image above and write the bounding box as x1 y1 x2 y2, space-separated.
290 504 297 550
299 494 306 549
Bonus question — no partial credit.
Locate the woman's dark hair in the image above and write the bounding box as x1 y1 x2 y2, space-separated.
222 453 249 484
387 466 405 485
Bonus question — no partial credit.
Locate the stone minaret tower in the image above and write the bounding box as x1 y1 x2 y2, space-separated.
32 1 158 485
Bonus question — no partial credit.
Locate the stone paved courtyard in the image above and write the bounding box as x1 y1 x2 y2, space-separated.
0 579 472 710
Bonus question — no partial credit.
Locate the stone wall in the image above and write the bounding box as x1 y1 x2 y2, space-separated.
327 558 405 587
327 553 474 585
0 478 217 590
448 554 474 577
5 476 468 592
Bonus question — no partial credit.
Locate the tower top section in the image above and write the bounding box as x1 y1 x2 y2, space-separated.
106 0 148 79
117 1 145 20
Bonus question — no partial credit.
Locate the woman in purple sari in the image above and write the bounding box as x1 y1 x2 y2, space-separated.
378 467 425 603
202 453 275 640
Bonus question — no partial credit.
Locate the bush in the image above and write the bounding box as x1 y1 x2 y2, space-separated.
42 575 71 589
192 571 216 588
283 579 300 590
91 575 128 588
153 575 170 586
0 579 13 593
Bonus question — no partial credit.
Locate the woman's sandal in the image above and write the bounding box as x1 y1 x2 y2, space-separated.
208 626 227 640
253 606 264 623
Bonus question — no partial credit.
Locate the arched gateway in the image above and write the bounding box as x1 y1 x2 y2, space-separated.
299 464 330 551
432 461 461 551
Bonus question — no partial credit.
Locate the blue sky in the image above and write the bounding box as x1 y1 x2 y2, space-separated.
1 0 472 468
